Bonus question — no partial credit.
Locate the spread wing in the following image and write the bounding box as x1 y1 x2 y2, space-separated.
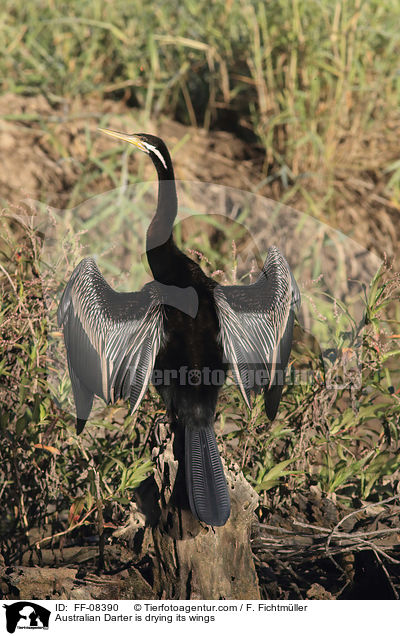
214 246 300 420
57 257 198 433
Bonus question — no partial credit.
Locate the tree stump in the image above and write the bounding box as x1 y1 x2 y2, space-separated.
116 417 261 599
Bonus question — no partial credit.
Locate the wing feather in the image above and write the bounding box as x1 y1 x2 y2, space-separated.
214 246 300 418
58 257 197 430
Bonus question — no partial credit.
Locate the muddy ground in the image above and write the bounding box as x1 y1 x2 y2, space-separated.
1 93 399 262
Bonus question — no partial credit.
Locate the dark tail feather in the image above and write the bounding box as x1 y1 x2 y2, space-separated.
185 425 230 526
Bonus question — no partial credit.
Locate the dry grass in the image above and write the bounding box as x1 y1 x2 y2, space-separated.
1 0 400 599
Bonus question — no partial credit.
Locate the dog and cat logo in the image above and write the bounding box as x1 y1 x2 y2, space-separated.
3 602 50 633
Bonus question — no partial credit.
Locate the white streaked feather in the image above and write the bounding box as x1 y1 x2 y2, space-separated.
214 246 298 407
59 256 164 408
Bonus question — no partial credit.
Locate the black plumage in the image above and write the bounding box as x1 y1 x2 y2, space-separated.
57 130 300 526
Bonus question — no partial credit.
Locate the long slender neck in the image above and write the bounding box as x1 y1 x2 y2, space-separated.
146 156 178 282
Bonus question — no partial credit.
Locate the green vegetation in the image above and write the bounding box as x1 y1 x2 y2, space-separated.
1 211 399 563
0 0 399 592
1 0 400 210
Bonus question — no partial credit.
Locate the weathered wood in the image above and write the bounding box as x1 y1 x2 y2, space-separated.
0 562 154 600
121 418 261 599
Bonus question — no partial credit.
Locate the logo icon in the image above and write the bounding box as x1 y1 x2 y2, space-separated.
3 602 50 633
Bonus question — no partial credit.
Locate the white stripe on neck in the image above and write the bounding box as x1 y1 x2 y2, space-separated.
142 141 167 170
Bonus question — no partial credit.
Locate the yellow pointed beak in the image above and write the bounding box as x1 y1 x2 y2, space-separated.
98 128 148 152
